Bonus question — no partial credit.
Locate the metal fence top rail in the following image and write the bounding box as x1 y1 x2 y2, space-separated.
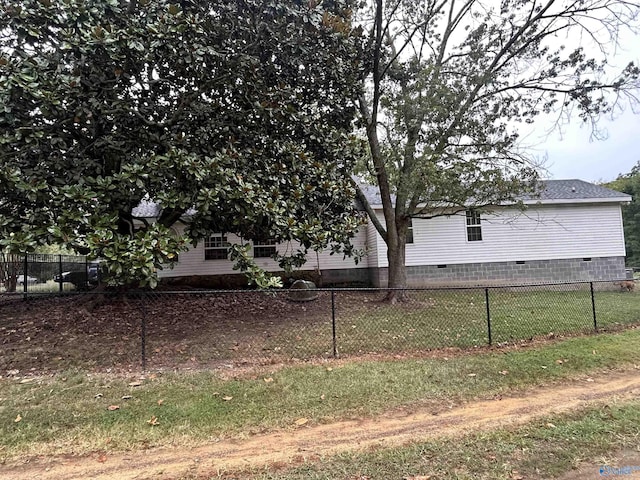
1 278 630 297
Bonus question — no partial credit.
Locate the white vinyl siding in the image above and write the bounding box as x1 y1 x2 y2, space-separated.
368 203 626 268
365 219 381 268
158 228 369 278
157 202 626 277
398 203 625 267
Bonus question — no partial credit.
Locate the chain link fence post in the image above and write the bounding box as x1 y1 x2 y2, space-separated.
58 255 63 293
485 287 492 345
331 289 337 358
590 281 597 331
22 254 28 299
140 291 147 371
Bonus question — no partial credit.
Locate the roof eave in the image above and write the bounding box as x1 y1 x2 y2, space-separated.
367 196 631 211
519 196 632 206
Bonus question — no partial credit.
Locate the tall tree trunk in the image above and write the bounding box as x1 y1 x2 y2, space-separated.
384 219 409 303
0 253 19 293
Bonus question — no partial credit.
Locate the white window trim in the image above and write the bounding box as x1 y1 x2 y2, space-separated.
253 239 278 258
465 210 483 242
406 218 414 244
204 235 230 260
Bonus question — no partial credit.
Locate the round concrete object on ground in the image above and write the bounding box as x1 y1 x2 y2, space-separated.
288 279 318 302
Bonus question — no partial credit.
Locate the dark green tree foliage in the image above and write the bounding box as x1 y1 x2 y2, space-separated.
606 162 640 267
0 0 364 287
356 0 640 298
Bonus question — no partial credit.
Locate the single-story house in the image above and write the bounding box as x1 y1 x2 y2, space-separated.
133 179 631 287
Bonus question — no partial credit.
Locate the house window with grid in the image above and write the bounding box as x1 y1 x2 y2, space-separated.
253 239 278 258
204 235 229 260
466 210 482 242
406 218 414 244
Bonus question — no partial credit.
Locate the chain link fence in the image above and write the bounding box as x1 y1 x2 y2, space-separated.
0 253 95 294
0 281 638 373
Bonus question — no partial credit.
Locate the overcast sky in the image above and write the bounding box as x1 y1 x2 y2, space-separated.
527 26 640 184
530 108 639 183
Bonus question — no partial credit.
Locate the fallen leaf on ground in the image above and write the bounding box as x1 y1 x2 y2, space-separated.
107 405 120 411
555 359 564 364
157 399 164 406
263 377 273 383
14 414 22 423
294 418 308 426
499 370 508 375
222 396 233 401
147 416 159 426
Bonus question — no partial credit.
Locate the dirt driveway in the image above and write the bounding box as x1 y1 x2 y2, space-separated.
2 369 640 480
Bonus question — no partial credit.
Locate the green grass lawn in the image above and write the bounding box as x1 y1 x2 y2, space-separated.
324 287 640 357
1 286 638 373
2 327 640 461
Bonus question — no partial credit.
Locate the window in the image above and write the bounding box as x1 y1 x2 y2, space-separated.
253 239 278 258
406 218 414 244
466 210 482 242
204 235 229 260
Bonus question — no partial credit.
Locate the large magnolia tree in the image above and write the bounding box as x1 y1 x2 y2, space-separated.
0 0 364 287
354 0 640 298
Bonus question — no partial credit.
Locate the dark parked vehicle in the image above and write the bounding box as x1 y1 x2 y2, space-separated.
54 264 99 290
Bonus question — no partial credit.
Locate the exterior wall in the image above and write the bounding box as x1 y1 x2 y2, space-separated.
369 202 626 268
157 225 369 282
371 256 627 287
365 218 381 268
157 201 628 288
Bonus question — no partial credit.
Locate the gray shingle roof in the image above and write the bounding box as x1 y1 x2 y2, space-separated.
355 178 630 206
133 179 630 218
527 179 630 201
132 200 162 218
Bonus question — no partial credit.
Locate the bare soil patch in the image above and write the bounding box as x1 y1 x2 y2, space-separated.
2 369 639 480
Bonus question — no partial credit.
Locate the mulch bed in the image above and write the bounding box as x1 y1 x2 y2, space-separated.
0 289 385 375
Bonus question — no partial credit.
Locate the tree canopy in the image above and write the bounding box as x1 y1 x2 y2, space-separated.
0 0 364 287
605 161 640 267
354 0 640 295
